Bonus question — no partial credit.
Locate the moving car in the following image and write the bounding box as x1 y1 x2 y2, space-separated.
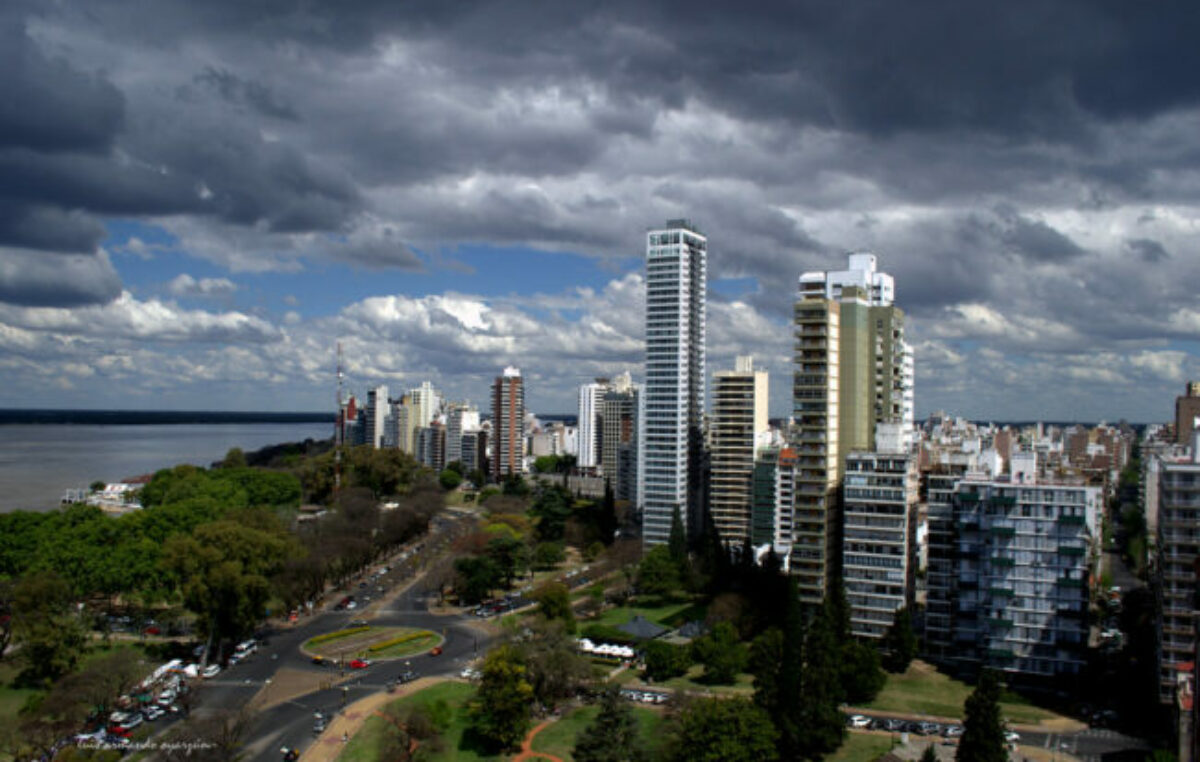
397 670 419 683
429 646 443 656
202 664 221 679
349 658 372 669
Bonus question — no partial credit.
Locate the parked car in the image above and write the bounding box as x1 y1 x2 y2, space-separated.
202 664 221 679
848 715 871 729
882 718 907 732
1004 730 1021 743
944 725 964 738
313 717 327 735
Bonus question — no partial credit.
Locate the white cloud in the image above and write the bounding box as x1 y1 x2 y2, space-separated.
167 273 238 298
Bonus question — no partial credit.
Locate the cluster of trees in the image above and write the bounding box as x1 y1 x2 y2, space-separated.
0 648 152 760
468 620 592 752
445 481 617 605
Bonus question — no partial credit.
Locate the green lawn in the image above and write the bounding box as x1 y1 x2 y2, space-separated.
359 631 439 659
531 703 665 761
589 598 707 630
824 733 894 762
865 661 1058 725
339 681 501 762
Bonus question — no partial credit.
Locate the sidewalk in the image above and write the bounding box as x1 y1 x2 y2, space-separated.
298 676 450 762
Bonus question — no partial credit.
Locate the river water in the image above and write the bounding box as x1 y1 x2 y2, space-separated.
0 422 331 512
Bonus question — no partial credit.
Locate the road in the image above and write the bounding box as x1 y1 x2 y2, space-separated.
160 511 496 762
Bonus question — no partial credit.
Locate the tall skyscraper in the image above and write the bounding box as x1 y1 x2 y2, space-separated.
641 219 707 547
490 367 525 481
445 402 480 466
710 356 769 548
577 379 609 469
791 254 914 604
792 297 841 603
366 385 389 449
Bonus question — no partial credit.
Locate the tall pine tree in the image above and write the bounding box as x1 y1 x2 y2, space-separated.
574 686 647 762
798 596 847 759
957 669 1007 762
882 606 918 673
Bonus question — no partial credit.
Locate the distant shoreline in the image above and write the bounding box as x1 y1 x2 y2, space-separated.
0 409 334 426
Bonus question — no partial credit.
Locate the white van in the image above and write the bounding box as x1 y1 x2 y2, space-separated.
232 640 257 661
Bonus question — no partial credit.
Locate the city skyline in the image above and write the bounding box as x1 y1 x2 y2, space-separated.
2 2 1199 422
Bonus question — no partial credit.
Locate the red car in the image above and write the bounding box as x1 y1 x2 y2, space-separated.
429 646 443 657
349 659 372 669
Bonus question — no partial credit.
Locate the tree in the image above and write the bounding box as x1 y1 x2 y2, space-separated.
220 448 247 469
532 582 576 633
469 644 534 752
439 469 463 491
957 669 1007 762
485 535 529 589
516 619 591 706
574 686 647 762
692 621 747 685
454 556 501 605
467 469 486 488
643 641 691 681
882 606 918 673
797 595 845 759
534 455 561 474
10 572 87 685
636 546 680 598
667 697 778 762
840 639 885 704
668 506 688 568
533 541 566 570
920 744 938 762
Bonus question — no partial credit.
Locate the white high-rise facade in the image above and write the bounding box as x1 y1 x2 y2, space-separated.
641 219 706 547
366 385 389 449
577 380 608 469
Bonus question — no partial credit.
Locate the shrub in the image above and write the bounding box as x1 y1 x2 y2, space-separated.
367 630 435 652
308 626 370 645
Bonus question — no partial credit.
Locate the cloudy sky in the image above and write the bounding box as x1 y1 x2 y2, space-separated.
2 1 1198 422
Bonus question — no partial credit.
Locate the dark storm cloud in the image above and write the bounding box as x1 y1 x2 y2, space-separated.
0 249 122 307
0 21 124 154
193 68 299 121
1125 238 1170 263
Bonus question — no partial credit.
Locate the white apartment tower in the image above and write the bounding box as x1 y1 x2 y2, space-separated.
577 379 609 469
366 385 389 449
710 356 770 548
641 219 707 547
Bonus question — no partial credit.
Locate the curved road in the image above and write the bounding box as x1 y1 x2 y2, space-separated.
173 514 497 762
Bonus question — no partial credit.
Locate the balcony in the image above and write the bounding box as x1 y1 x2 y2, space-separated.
1058 545 1086 557
1057 515 1086 526
989 586 1015 597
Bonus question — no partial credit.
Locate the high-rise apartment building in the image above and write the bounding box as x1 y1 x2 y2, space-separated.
445 403 480 466
601 371 639 503
792 297 841 603
950 474 1099 678
790 253 914 604
641 219 706 547
1176 382 1200 445
923 463 970 659
366 385 389 449
490 367 525 481
842 439 919 639
710 356 770 548
577 379 609 470
752 447 799 553
800 253 914 437
1156 450 1200 701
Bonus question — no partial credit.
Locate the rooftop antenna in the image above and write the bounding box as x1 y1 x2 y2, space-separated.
334 341 344 501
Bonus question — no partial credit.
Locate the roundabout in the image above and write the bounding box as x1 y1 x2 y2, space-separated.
302 625 442 662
